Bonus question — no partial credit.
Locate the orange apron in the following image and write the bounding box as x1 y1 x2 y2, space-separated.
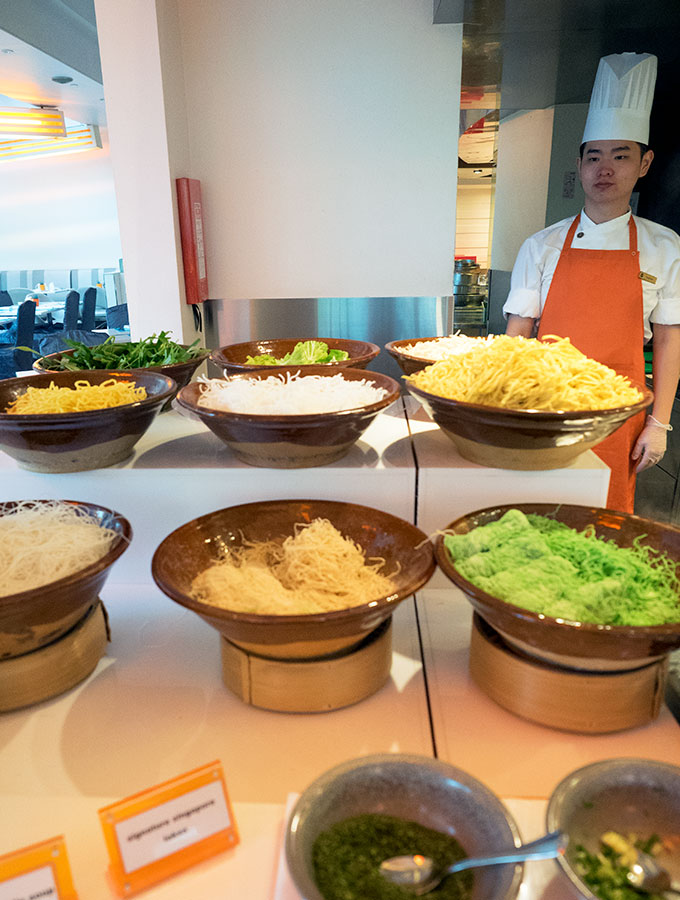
537 215 646 513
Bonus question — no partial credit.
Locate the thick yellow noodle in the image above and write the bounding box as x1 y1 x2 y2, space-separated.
407 335 643 411
5 379 147 414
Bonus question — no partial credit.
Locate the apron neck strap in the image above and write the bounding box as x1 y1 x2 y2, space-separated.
566 215 580 244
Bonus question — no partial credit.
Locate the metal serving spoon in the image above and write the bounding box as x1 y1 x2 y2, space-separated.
379 830 567 896
626 847 680 898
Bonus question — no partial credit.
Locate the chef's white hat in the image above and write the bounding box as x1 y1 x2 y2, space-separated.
582 52 657 145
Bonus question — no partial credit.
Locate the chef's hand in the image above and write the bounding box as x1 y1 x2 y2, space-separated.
631 417 670 472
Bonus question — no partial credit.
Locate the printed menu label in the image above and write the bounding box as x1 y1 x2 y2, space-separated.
99 761 238 897
0 837 76 900
0 865 57 900
115 780 230 873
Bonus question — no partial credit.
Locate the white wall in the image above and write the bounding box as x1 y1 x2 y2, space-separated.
0 141 122 271
93 0 194 341
490 107 554 272
175 0 462 300
94 0 462 340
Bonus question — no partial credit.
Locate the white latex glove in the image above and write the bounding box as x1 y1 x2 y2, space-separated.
632 419 669 472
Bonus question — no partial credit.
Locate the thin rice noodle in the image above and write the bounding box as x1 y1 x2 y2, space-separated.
196 372 388 415
191 518 396 614
0 500 119 596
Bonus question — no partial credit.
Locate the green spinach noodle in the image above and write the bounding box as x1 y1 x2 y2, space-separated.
443 509 680 626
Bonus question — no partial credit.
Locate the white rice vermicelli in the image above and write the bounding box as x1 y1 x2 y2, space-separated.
196 372 389 415
400 333 496 360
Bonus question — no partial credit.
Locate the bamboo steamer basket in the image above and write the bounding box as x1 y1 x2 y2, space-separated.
0 602 109 713
221 618 393 712
469 614 667 734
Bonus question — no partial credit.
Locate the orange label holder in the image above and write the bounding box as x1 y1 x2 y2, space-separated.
0 835 77 900
98 760 239 897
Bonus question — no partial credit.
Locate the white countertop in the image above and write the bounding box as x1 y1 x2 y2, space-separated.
0 582 432 898
1 393 675 900
417 589 680 799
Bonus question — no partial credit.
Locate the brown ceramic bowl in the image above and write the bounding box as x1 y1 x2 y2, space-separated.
0 499 131 659
176 366 400 468
435 502 680 668
385 337 447 375
0 369 175 472
151 499 436 658
33 345 209 411
547 758 680 900
406 379 653 469
210 338 380 375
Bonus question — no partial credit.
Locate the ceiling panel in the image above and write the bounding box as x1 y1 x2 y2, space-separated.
0 28 105 126
437 0 680 112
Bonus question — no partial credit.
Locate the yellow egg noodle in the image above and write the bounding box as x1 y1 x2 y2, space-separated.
191 518 396 614
407 334 642 411
5 378 147 415
0 500 119 596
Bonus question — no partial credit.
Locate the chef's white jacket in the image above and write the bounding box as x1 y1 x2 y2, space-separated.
502 209 680 341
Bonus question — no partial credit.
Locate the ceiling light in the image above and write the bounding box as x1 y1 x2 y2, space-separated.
0 125 102 162
0 106 66 138
51 75 73 84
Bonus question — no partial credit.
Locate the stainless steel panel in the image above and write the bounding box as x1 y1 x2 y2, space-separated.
209 296 453 381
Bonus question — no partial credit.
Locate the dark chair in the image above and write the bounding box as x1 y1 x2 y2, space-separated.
62 290 80 331
0 289 11 307
106 303 129 330
13 300 36 372
80 287 97 331
39 329 109 356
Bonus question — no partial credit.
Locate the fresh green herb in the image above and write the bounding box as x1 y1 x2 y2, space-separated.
574 834 665 900
312 813 472 900
39 332 206 371
245 340 349 366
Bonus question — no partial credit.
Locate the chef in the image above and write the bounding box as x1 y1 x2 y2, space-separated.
504 52 680 513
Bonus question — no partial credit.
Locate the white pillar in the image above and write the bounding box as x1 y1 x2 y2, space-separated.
93 0 198 343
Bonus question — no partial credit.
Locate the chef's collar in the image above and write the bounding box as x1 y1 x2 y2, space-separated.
578 208 631 234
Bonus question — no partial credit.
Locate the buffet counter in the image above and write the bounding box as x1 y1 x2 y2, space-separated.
1 401 677 900
0 583 431 899
0 402 416 585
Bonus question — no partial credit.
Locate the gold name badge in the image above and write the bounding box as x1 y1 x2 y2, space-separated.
639 271 657 284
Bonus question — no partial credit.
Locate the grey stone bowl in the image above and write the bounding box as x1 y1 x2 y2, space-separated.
547 757 680 899
285 753 523 900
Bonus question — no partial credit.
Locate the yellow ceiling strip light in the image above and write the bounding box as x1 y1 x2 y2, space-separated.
0 125 102 162
0 106 66 138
